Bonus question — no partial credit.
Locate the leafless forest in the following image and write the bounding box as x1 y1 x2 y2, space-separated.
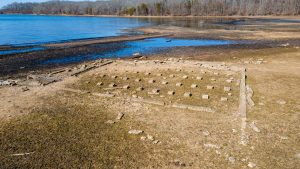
1 0 300 16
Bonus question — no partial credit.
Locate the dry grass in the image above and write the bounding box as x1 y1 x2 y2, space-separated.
0 94 153 168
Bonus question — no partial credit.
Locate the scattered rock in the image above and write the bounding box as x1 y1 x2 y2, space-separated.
111 75 118 79
246 85 255 107
122 77 129 80
191 84 198 88
132 52 142 58
224 87 231 92
96 82 103 86
147 135 154 141
157 73 163 76
228 93 232 96
207 85 214 90
128 130 144 135
162 81 168 85
116 112 124 120
148 79 155 83
196 77 203 80
109 83 116 87
221 97 228 102
152 140 160 144
145 72 151 76
202 94 209 100
184 92 192 97
168 91 175 95
136 87 144 91
140 136 147 141
135 78 141 82
247 162 256 168
21 86 29 92
211 78 216 81
226 79 233 83
228 157 235 164
169 74 175 78
123 85 130 89
176 82 183 87
183 75 188 79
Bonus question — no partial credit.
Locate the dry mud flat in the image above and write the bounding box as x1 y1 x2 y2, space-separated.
0 50 299 168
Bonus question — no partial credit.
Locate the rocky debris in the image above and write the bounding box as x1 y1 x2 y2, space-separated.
169 74 175 78
152 140 160 144
144 72 151 76
123 85 130 89
202 131 210 136
100 74 106 78
109 83 117 88
135 78 141 82
211 78 216 81
148 79 155 83
196 76 203 80
247 162 256 168
184 92 192 97
21 86 29 92
276 99 286 105
280 43 290 47
149 89 160 95
96 82 104 86
191 84 198 88
105 120 115 124
111 75 118 79
202 94 209 100
228 157 236 164
207 85 214 90
122 77 129 81
224 87 231 92
147 134 154 141
176 82 183 87
246 85 255 107
168 91 175 95
157 73 163 76
140 136 147 140
132 52 142 58
128 130 144 135
136 87 144 91
116 112 124 120
226 79 233 83
134 71 139 74
221 97 228 102
162 81 168 85
228 93 232 96
182 75 188 79
249 121 260 133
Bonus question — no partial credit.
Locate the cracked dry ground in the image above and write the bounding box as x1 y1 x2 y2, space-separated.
0 51 299 168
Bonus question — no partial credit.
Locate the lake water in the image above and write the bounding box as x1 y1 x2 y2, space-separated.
0 14 148 46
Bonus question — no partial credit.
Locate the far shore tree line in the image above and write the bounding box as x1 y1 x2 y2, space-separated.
1 0 299 16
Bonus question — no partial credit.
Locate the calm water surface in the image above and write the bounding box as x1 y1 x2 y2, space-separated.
0 14 148 46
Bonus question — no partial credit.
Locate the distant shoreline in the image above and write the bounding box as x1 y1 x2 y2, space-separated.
1 13 300 20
